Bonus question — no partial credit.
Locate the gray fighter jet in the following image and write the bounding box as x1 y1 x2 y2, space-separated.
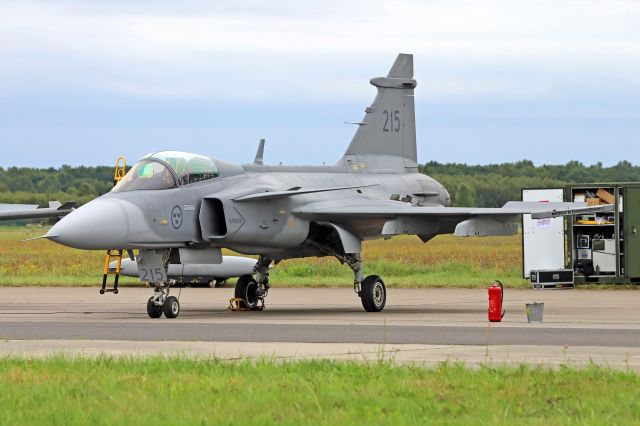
43 54 610 318
0 201 76 221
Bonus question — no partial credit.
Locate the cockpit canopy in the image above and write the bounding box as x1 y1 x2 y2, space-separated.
111 151 219 193
147 151 219 185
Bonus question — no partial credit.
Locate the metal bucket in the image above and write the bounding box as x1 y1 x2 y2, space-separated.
525 302 544 323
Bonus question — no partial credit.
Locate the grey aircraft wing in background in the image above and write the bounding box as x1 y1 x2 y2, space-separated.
39 53 611 318
0 201 76 221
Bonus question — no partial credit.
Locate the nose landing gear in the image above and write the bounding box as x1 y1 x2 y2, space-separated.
146 285 181 319
146 297 162 318
163 296 180 318
137 249 182 319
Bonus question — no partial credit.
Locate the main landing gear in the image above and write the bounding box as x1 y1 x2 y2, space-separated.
146 284 180 319
233 255 271 310
228 247 387 313
360 275 386 312
343 253 386 312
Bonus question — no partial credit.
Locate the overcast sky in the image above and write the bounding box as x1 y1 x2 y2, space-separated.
1 0 639 168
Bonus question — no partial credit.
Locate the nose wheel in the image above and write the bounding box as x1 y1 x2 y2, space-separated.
146 297 163 318
146 286 180 319
163 296 180 318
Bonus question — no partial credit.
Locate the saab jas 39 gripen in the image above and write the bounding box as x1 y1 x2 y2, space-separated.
40 54 609 318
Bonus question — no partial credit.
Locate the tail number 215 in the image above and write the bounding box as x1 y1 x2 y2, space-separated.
382 110 401 133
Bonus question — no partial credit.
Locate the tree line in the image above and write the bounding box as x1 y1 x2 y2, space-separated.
0 165 114 206
421 160 640 207
1 160 639 209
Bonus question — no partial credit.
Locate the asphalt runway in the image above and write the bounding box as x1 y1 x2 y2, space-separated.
2 321 640 347
2 287 640 368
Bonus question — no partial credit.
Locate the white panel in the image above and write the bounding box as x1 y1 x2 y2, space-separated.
522 189 565 278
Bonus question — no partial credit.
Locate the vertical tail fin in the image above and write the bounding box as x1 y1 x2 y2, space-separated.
342 53 417 172
254 138 265 165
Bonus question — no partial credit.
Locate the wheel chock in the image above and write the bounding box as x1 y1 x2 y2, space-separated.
228 297 265 311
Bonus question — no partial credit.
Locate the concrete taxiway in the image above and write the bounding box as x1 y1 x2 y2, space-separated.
1 287 640 369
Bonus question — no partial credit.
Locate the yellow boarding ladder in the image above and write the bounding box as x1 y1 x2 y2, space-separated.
100 250 123 294
100 156 127 295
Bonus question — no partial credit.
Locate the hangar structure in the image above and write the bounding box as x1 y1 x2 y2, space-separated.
523 183 640 285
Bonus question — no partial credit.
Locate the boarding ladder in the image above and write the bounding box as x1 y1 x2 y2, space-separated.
100 250 123 294
100 156 127 295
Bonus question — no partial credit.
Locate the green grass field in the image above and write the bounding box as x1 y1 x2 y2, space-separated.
0 226 529 287
0 358 638 425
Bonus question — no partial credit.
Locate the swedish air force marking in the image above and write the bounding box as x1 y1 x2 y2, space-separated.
171 205 183 229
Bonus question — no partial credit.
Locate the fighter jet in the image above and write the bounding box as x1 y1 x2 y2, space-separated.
0 201 76 221
43 54 611 318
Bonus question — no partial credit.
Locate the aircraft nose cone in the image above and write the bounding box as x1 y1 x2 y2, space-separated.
47 198 129 250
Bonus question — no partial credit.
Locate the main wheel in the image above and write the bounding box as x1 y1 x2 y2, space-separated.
147 297 163 318
163 296 180 319
360 275 386 312
235 275 259 310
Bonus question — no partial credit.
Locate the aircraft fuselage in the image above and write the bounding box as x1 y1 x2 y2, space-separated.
48 162 450 257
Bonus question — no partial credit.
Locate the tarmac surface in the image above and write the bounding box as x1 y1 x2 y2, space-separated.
2 286 640 369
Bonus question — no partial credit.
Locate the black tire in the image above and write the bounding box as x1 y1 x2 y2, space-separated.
235 275 259 309
147 297 163 318
360 275 386 312
163 296 180 319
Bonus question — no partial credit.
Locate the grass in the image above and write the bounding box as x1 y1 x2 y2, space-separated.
0 226 137 286
0 226 529 287
273 232 527 287
0 357 638 425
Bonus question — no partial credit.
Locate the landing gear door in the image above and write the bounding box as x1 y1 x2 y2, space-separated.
522 188 565 278
136 249 169 283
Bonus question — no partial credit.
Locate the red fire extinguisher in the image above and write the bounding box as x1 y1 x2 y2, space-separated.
488 280 505 322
